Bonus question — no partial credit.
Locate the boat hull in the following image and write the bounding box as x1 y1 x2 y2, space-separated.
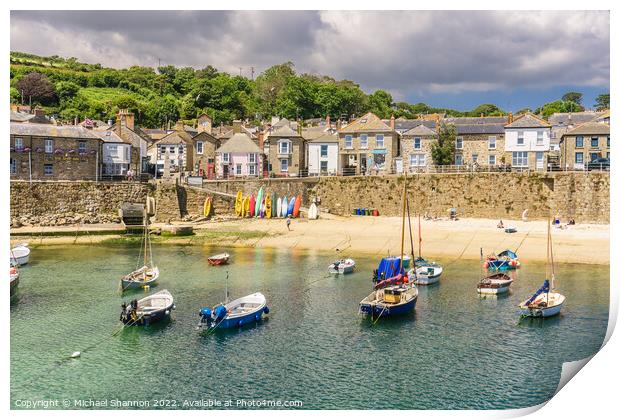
208 258 229 266
10 246 30 266
477 285 510 295
122 305 173 326
10 276 19 297
201 293 268 330
519 292 565 318
121 290 174 326
359 295 417 317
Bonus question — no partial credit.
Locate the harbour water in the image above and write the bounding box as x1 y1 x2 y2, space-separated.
11 245 609 409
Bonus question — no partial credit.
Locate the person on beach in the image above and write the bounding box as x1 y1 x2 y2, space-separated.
497 220 504 229
286 216 291 231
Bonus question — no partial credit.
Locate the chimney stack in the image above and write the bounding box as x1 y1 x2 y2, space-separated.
34 108 45 117
233 120 242 134
326 115 330 128
390 114 395 131
117 109 135 131
508 112 514 124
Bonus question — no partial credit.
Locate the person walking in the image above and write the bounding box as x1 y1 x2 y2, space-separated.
286 216 291 231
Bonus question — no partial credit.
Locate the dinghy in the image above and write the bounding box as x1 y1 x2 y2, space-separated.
208 253 230 266
329 258 356 274
121 209 159 291
519 220 565 318
10 244 30 266
484 250 520 270
10 264 19 297
120 289 175 326
477 273 513 295
409 263 442 285
199 292 269 330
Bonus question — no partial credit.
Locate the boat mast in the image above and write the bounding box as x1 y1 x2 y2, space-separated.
418 214 422 259
399 173 407 273
549 218 556 290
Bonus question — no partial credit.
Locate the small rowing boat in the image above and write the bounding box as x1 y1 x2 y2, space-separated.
484 250 520 270
477 273 513 295
10 244 30 266
328 258 355 274
10 264 19 297
120 289 175 326
208 253 230 266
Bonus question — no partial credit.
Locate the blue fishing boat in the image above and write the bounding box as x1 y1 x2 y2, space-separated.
199 292 269 329
484 250 520 270
359 173 418 320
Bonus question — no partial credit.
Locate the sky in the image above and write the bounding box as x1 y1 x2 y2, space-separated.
10 10 610 112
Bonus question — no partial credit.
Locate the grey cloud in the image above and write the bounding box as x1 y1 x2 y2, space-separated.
10 10 609 96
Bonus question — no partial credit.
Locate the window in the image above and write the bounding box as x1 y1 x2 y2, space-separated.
455 155 463 165
374 153 386 168
536 131 544 146
160 145 166 155
78 141 86 154
320 161 328 173
517 132 524 145
607 152 610 159
472 154 478 163
222 153 230 163
360 134 368 149
249 153 256 163
109 145 118 157
591 137 599 148
10 158 16 174
488 136 496 150
344 135 352 149
607 136 610 148
590 153 599 162
414 137 421 149
575 136 584 148
178 146 184 155
575 152 584 164
456 137 463 150
44 164 53 176
279 140 290 154
169 146 176 154
376 134 385 148
320 145 328 158
124 146 130 161
249 164 257 176
489 155 496 165
14 137 24 150
280 159 289 172
236 164 242 175
512 151 528 167
45 138 54 154
409 154 426 167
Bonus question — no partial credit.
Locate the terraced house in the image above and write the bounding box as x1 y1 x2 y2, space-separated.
446 116 509 168
504 113 552 171
560 121 610 170
264 119 305 176
338 112 399 175
400 123 437 172
192 113 220 179
148 122 194 177
215 121 262 178
10 122 101 181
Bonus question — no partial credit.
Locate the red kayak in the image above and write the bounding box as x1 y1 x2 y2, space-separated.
249 195 256 217
208 253 230 266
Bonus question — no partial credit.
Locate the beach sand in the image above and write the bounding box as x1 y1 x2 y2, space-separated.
11 216 609 265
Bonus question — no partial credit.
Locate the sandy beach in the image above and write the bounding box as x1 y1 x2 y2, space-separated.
12 215 609 265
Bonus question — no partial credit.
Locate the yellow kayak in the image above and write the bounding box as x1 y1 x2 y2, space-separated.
203 196 212 217
243 196 250 217
265 194 272 219
234 191 243 217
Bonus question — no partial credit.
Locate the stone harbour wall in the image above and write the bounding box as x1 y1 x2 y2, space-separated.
9 172 609 227
10 181 152 227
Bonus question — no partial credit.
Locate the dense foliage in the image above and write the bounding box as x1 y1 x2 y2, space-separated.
430 123 457 165
9 52 609 128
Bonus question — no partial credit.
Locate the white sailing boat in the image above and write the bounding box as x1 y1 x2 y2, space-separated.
519 219 566 318
121 207 159 291
408 214 443 285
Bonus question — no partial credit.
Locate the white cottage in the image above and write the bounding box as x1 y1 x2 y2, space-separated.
307 129 339 175
97 130 132 176
504 113 552 170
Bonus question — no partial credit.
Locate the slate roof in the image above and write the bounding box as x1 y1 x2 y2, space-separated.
308 130 338 143
339 112 393 133
453 124 505 135
269 124 300 137
104 124 150 148
563 121 610 137
548 111 602 127
444 116 509 125
156 130 194 145
96 130 130 144
302 126 331 140
216 133 262 154
403 124 437 136
505 113 551 128
383 119 437 132
10 122 100 139
10 111 35 123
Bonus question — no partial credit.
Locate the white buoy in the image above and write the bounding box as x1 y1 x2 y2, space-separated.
71 351 81 358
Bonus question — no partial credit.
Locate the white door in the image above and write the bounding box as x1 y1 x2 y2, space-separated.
395 158 403 174
536 152 544 170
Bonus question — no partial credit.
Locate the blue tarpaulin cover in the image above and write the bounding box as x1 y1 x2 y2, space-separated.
498 250 518 259
524 280 550 306
376 257 405 280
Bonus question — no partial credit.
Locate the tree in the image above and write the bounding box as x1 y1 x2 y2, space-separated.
469 103 504 117
55 81 80 101
595 93 609 111
561 91 583 105
430 123 457 165
536 100 583 118
16 72 57 105
367 90 393 118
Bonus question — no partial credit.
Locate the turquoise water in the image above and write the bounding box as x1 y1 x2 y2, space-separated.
11 245 609 409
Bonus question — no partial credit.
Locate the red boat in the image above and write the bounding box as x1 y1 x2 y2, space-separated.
208 253 230 266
